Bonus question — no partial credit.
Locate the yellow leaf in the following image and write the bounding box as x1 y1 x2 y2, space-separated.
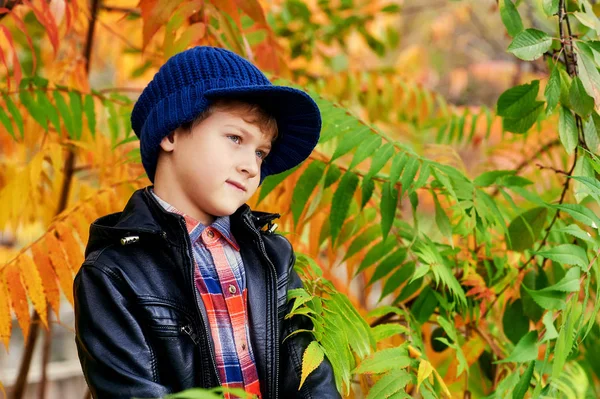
299 341 325 390
45 232 74 305
4 264 30 340
417 359 434 390
31 239 61 317
55 221 83 274
17 254 48 328
0 272 12 349
432 368 452 398
71 211 90 246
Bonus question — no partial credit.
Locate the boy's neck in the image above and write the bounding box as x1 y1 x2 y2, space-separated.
152 184 215 226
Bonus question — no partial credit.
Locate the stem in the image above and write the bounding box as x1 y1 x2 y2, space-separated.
11 0 101 397
37 309 52 399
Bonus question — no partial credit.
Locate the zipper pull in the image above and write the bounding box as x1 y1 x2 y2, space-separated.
180 324 200 345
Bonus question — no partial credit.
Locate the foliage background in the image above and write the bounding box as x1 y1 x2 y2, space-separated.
1 0 600 398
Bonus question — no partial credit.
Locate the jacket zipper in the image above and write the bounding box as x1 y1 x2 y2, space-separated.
243 217 279 399
175 221 222 387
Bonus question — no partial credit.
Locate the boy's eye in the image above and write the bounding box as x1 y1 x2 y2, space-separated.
228 135 241 144
256 150 266 159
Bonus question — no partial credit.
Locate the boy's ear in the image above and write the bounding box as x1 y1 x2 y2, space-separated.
159 131 176 152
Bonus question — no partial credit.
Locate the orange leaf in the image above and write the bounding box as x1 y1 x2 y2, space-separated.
45 232 74 305
17 254 48 328
71 212 91 248
4 264 30 340
31 238 61 317
0 271 12 349
55 221 84 273
233 0 267 27
209 0 241 27
139 0 182 49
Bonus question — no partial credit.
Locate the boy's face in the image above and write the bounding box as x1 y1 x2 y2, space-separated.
156 108 273 225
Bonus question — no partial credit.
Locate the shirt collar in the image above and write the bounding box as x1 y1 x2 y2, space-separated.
150 188 239 250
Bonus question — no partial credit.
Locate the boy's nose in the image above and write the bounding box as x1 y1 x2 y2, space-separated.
237 152 259 178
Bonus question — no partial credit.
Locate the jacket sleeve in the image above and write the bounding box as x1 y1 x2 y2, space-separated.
279 263 342 399
74 263 170 399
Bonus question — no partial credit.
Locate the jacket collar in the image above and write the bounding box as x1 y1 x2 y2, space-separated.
85 186 280 256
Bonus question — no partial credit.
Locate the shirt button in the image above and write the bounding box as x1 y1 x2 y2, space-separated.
241 343 246 350
206 229 214 238
228 285 237 294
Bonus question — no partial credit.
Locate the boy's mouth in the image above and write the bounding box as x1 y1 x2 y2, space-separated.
226 180 247 192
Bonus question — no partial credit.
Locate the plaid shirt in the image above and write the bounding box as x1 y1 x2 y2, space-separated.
151 190 261 398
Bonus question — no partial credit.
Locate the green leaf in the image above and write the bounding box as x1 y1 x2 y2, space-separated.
558 105 578 155
503 102 544 133
499 0 524 37
258 166 298 204
380 262 416 300
522 285 566 310
367 143 395 179
497 81 540 118
330 172 359 245
3 94 23 139
330 292 375 358
69 91 83 140
554 224 595 243
413 287 438 324
543 267 581 292
53 91 74 137
344 224 381 261
349 135 382 170
299 341 325 389
324 164 342 189
507 29 553 61
569 76 595 117
512 361 535 399
503 299 530 345
498 331 538 363
20 89 47 130
389 152 408 184
353 347 410 374
361 178 375 209
371 324 409 342
583 113 600 151
0 106 15 140
545 63 561 114
366 369 411 399
520 270 547 322
542 312 559 341
534 244 588 269
331 126 370 161
506 207 548 252
357 237 397 275
474 170 515 187
84 94 96 137
380 183 398 240
291 161 326 226
543 0 559 16
369 248 407 286
553 203 600 229
552 299 577 380
575 42 600 105
400 157 419 196
433 192 452 246
36 91 60 135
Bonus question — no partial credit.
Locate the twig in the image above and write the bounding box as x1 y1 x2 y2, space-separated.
535 163 568 175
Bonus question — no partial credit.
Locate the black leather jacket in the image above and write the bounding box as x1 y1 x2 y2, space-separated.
74 187 340 399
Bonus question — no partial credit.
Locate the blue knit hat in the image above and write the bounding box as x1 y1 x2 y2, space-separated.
131 46 321 183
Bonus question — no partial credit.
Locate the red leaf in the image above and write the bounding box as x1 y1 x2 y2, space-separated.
23 0 59 54
0 26 22 88
6 10 37 73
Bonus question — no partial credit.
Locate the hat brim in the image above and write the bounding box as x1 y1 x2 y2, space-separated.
204 85 321 180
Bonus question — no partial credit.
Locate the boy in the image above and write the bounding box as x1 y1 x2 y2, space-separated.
74 46 340 399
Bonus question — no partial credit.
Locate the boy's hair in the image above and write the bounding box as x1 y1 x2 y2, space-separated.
180 99 279 143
